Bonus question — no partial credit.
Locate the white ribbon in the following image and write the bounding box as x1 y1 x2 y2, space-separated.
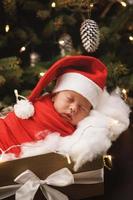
74 168 104 184
0 168 103 200
0 168 74 200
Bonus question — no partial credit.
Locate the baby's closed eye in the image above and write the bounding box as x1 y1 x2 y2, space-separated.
79 105 87 111
66 96 73 102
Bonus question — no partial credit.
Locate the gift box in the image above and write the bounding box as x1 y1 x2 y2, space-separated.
0 153 104 200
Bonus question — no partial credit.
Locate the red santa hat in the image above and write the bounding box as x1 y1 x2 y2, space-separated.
14 55 107 119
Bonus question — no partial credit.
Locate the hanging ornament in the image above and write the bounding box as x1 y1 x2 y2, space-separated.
58 33 73 57
80 19 100 53
30 52 40 67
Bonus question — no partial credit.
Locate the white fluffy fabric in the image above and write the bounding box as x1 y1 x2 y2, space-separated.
57 90 130 171
3 89 130 171
21 133 60 158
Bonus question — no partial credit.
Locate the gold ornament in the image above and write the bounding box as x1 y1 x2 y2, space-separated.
58 33 73 56
103 155 113 170
30 52 40 67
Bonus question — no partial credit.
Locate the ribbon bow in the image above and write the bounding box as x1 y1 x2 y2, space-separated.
0 167 103 200
0 168 74 200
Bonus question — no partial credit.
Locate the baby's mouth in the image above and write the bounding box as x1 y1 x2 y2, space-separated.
62 113 72 121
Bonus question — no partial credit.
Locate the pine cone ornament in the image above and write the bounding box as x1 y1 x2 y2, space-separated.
58 33 73 56
80 19 100 53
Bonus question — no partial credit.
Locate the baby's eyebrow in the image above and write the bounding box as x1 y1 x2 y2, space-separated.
66 95 73 99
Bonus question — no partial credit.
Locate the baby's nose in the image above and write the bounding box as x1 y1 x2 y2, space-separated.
69 104 78 114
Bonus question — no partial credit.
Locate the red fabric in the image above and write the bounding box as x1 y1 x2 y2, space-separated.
0 95 75 156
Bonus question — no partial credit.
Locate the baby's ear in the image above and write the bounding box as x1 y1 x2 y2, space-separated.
51 93 56 102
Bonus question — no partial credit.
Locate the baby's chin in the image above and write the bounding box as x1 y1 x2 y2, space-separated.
69 119 79 126
71 117 87 126
62 114 77 126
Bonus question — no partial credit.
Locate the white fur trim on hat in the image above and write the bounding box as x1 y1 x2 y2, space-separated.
53 72 102 108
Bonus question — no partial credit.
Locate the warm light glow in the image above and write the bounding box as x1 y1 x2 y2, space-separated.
51 2 56 8
5 24 10 32
30 53 37 60
122 88 127 95
113 119 119 125
20 46 26 52
39 72 45 77
106 155 112 162
0 149 5 163
30 52 40 67
103 155 113 170
66 154 71 164
59 40 65 46
30 52 39 61
120 1 127 7
129 36 133 41
90 3 94 8
0 156 5 163
121 88 128 101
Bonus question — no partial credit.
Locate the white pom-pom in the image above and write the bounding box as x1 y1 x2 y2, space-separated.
14 99 35 119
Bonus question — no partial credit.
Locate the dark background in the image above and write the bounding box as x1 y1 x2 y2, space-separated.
86 111 133 200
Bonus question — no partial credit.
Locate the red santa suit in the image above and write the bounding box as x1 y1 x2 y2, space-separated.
0 94 75 156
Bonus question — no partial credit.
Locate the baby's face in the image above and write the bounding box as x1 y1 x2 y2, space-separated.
52 90 92 126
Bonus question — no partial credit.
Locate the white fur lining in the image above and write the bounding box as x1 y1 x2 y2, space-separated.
2 89 130 171
53 72 102 108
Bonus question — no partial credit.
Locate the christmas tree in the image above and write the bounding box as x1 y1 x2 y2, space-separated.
0 0 133 108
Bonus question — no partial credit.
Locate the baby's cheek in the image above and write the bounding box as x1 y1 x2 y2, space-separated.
63 102 70 109
78 112 88 121
74 114 83 124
